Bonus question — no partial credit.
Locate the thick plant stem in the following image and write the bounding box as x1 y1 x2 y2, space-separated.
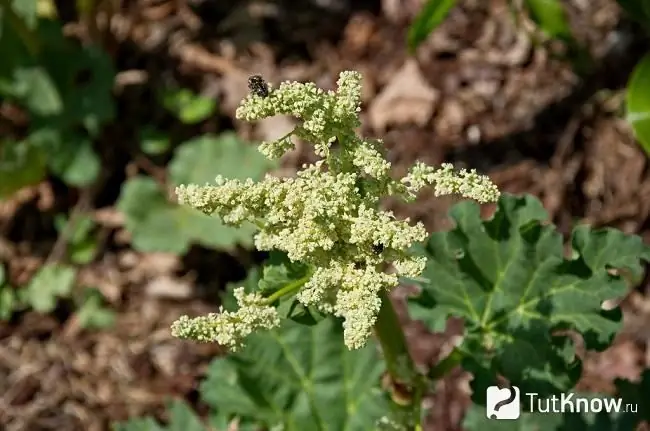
374 289 424 425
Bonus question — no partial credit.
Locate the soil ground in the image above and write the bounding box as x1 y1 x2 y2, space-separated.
1 0 650 430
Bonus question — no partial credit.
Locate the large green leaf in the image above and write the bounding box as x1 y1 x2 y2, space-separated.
169 133 274 187
626 53 650 156
408 193 650 404
407 0 457 53
199 317 390 431
117 176 255 254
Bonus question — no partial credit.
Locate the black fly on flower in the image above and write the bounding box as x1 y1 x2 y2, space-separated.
248 75 269 98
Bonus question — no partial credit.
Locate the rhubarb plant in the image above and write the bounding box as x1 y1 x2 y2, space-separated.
159 72 650 430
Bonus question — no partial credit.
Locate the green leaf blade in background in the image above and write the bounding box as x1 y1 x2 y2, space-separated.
11 65 62 115
162 88 217 124
117 176 255 254
169 132 274 186
0 140 46 198
200 318 390 431
626 53 650 156
113 399 205 431
24 263 76 313
523 0 573 40
407 0 457 53
139 127 171 156
408 193 650 405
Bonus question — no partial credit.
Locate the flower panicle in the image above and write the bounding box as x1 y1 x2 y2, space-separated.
171 71 501 351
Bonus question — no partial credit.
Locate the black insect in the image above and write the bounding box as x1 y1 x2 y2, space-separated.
248 74 269 98
372 243 385 254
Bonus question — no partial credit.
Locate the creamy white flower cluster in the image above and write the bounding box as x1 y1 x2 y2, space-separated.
172 71 500 350
171 287 280 352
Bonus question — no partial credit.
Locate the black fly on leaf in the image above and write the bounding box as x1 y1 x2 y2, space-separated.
248 75 269 98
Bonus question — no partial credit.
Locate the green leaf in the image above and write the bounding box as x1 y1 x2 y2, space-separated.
10 0 38 28
54 213 98 264
258 251 311 295
24 263 76 313
47 135 100 186
0 286 18 320
571 224 650 282
112 417 165 431
112 399 205 431
169 133 274 187
407 0 457 53
165 399 205 431
117 176 255 254
523 0 573 40
29 128 101 187
463 404 563 430
76 288 115 330
463 394 639 431
140 128 171 156
10 66 62 115
277 298 327 326
199 318 390 431
0 140 46 199
408 193 650 403
626 53 650 155
162 88 217 124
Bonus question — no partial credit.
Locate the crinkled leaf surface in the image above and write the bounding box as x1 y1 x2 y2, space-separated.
200 317 389 431
113 399 205 431
24 263 76 313
408 193 650 403
117 176 254 254
169 132 274 187
258 251 311 295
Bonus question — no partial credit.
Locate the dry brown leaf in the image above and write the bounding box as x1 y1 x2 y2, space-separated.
144 275 192 299
368 59 439 131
